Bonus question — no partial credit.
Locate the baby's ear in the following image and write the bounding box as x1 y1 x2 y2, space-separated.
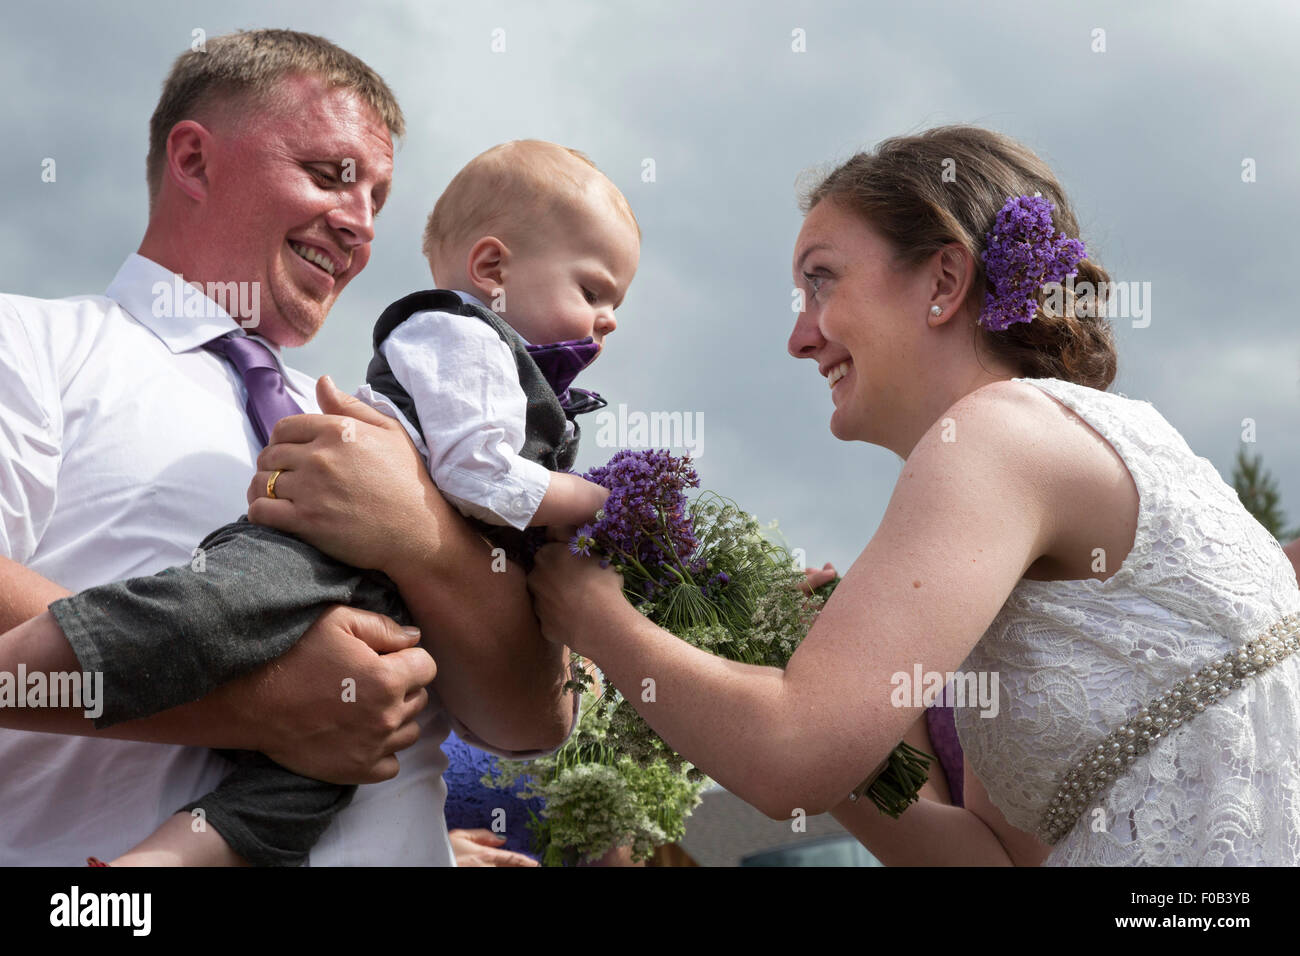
466 236 508 289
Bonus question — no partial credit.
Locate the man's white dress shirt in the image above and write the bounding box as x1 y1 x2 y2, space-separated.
0 255 455 865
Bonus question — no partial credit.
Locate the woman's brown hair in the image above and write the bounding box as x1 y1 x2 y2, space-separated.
801 126 1117 390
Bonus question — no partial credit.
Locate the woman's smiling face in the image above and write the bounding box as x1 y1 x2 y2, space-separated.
788 198 931 447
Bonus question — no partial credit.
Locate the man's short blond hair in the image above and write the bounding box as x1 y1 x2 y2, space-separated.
421 140 639 268
146 28 404 208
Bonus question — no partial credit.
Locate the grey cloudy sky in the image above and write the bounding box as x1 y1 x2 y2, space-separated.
3 0 1298 573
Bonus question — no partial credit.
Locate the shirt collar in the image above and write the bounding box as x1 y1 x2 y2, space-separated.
106 253 295 373
452 288 532 345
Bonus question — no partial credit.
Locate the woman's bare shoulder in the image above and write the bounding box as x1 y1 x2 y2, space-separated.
943 378 1140 582
940 377 1122 477
922 377 1076 474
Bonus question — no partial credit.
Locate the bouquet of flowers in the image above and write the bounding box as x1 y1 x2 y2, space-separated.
489 449 931 865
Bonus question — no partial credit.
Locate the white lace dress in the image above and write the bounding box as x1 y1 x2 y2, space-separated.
953 376 1300 866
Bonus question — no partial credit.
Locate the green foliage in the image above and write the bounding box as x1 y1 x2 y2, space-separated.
488 679 708 865
1233 446 1300 542
490 489 933 864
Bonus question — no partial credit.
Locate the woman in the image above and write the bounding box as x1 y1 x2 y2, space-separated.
441 663 641 867
527 126 1300 866
443 728 545 866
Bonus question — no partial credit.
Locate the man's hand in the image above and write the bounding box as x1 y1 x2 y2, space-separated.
448 829 539 867
247 375 444 577
217 604 436 784
248 376 573 755
798 562 838 595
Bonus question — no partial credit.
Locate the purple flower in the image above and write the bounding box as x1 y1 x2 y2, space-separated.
700 570 732 600
979 194 1086 332
569 525 596 556
573 450 702 595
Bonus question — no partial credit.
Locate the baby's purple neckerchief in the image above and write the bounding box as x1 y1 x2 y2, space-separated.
523 336 606 416
979 193 1087 332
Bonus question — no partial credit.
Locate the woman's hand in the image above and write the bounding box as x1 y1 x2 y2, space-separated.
448 829 539 867
527 541 630 657
246 376 446 579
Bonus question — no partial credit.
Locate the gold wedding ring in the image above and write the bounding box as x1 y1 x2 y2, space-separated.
267 469 284 500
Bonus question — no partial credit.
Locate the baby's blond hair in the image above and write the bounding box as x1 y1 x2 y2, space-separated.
422 140 638 271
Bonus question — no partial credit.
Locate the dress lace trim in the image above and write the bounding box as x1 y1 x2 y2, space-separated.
1039 611 1300 844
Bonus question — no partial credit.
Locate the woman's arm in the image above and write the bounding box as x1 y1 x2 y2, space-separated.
248 376 576 753
830 712 1015 866
960 762 1054 866
529 383 1061 818
830 769 1050 867
831 795 1012 866
830 711 1054 865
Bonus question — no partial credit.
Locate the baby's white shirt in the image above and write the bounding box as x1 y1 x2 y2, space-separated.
353 290 568 531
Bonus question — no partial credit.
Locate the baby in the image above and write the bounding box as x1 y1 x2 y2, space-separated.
55 140 640 866
363 139 640 538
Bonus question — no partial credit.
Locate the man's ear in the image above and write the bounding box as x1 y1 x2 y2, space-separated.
164 120 214 204
466 237 508 299
927 242 977 326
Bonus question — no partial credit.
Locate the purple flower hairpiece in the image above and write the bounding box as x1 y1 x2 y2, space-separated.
979 193 1087 332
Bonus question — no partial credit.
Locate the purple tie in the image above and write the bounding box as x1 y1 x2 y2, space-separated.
203 333 304 447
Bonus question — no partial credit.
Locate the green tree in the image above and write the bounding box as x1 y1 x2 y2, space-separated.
1233 446 1300 542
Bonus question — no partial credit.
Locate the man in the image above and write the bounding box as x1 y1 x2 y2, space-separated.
0 29 575 865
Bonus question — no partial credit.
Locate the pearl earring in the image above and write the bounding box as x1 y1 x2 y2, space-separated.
930 305 943 316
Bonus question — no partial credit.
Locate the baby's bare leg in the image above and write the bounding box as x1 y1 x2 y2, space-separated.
108 813 248 867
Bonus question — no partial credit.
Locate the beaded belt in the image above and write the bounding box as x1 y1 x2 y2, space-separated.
1037 610 1300 845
